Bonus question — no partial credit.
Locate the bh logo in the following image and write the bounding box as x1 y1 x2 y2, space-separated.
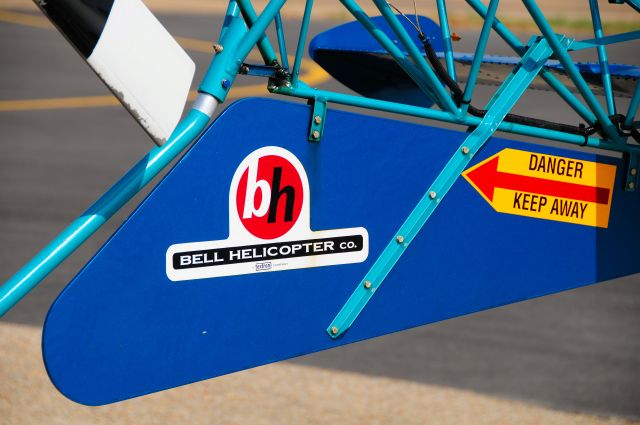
234 147 305 240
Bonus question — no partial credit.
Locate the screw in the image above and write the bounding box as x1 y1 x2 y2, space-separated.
363 280 372 289
396 235 405 244
314 115 322 125
628 182 635 190
330 326 339 335
240 65 249 74
221 79 230 89
631 168 637 176
212 43 223 53
312 130 320 139
461 146 470 155
429 191 437 199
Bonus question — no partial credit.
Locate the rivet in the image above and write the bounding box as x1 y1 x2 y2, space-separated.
628 182 635 190
330 326 339 335
396 235 404 244
631 168 637 176
314 115 322 125
461 146 470 155
429 191 437 199
212 43 223 53
312 130 320 139
363 280 372 289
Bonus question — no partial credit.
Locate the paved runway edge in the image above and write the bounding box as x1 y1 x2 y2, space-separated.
0 322 636 425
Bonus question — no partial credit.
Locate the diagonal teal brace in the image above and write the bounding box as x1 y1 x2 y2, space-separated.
327 37 556 338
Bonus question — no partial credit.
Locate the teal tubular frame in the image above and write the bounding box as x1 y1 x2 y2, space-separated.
327 37 556 337
588 0 616 116
435 0 457 82
464 0 597 125
0 101 215 316
522 0 624 145
461 0 499 114
2 0 639 318
292 0 314 86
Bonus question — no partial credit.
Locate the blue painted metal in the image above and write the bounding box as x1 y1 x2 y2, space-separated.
436 0 457 81
42 98 640 405
327 38 554 338
625 153 639 192
461 0 499 114
308 96 327 142
274 82 638 153
308 15 441 107
292 0 314 86
0 109 211 317
338 0 449 111
588 0 616 115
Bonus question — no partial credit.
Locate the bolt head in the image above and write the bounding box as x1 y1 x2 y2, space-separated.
628 182 635 190
363 280 372 289
330 326 339 335
631 168 637 176
221 79 230 89
314 115 322 125
396 235 405 244
312 130 320 139
461 146 470 155
212 43 223 53
429 191 437 199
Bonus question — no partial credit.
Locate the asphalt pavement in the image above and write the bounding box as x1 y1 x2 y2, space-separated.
0 8 639 419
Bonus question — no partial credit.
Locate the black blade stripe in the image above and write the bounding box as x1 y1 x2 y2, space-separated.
35 0 115 58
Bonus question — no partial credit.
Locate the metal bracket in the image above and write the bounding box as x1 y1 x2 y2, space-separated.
308 97 327 142
625 152 639 191
326 37 556 339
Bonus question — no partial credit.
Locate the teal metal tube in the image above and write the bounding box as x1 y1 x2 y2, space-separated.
461 0 499 113
339 0 446 111
199 13 248 101
274 83 638 154
589 0 616 115
625 81 640 128
236 0 279 64
292 0 314 86
571 30 640 51
436 0 457 81
0 108 212 317
372 0 459 114
274 12 289 70
464 0 597 125
236 0 287 65
522 0 623 144
220 0 241 39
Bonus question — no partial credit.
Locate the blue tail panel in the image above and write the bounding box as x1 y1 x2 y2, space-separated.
43 98 640 405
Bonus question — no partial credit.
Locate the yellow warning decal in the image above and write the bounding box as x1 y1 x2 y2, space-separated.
462 148 616 228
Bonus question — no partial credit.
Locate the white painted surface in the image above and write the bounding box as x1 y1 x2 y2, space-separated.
88 0 195 145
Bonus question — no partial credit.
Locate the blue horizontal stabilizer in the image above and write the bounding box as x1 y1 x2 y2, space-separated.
309 16 639 104
43 98 640 405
